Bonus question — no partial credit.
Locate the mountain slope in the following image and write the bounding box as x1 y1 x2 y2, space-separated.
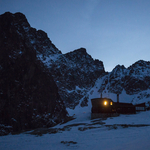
98 60 150 96
1 12 105 109
79 60 150 108
1 11 150 136
46 48 105 109
0 12 68 135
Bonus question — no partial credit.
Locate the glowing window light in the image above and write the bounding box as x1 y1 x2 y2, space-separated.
110 102 113 105
104 101 107 106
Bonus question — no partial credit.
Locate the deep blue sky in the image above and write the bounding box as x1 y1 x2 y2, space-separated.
1 0 150 71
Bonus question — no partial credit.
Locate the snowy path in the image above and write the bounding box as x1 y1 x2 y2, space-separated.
0 111 150 150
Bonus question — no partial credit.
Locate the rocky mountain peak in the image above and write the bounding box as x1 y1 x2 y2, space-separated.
112 64 126 73
47 47 105 109
97 59 150 97
64 48 104 73
109 65 126 78
0 12 68 135
0 12 30 33
127 60 150 71
127 60 150 77
129 60 150 67
113 64 126 71
73 47 87 53
0 12 61 58
64 47 92 62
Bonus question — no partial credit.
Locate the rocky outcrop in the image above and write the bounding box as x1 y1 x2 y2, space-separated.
47 48 105 109
98 60 150 96
3 11 150 135
0 12 106 115
0 12 68 135
124 60 150 94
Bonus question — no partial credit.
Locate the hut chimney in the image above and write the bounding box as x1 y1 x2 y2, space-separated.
117 94 119 103
100 93 102 98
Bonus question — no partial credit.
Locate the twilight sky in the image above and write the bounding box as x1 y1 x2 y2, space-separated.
1 0 150 71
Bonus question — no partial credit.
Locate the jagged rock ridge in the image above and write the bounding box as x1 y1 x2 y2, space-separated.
0 11 106 135
2 11 150 136
46 48 105 109
98 60 150 95
0 12 106 110
0 12 68 135
87 60 150 105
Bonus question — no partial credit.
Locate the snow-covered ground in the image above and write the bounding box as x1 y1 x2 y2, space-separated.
1 77 150 150
0 110 150 150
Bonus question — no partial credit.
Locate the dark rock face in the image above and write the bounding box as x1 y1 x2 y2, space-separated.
124 60 150 94
1 11 150 132
98 60 150 95
0 12 106 114
48 48 105 109
0 12 67 135
0 12 61 57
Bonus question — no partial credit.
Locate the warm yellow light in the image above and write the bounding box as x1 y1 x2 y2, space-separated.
110 102 113 105
104 101 107 106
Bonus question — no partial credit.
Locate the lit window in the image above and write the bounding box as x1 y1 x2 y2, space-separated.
104 101 107 106
110 102 113 105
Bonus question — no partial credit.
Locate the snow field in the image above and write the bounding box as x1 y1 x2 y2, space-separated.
0 111 150 150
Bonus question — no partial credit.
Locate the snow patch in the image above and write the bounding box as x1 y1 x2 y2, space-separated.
37 54 61 67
